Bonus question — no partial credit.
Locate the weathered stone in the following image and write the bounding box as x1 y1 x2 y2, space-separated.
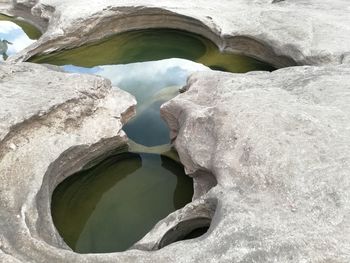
1 0 350 262
3 0 350 68
161 65 350 262
2 64 349 263
0 62 139 262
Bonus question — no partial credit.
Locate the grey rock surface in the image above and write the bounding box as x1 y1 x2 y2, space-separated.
1 63 349 263
3 0 350 68
0 62 140 262
0 0 350 262
161 65 350 262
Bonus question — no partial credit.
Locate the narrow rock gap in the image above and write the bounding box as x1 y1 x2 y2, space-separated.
158 217 212 249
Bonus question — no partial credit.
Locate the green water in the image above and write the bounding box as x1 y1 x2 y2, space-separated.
52 153 193 253
41 28 274 253
30 29 274 73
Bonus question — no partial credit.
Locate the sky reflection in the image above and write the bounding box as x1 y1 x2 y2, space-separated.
63 59 209 146
0 21 35 61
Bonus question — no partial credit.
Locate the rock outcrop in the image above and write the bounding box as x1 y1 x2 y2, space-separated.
4 0 350 68
1 0 350 262
0 62 137 262
161 65 350 262
2 61 349 263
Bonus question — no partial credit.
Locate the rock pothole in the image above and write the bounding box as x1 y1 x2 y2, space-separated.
22 27 274 254
2 0 350 262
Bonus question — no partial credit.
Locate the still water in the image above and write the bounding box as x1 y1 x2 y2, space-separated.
0 14 40 61
30 28 274 253
53 59 203 253
52 152 193 253
30 29 274 73
64 59 208 146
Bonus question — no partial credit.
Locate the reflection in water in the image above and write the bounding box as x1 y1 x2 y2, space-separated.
35 29 274 146
64 59 208 146
34 28 274 146
0 14 41 39
31 29 274 73
0 16 38 61
45 28 275 253
0 39 12 60
51 153 193 253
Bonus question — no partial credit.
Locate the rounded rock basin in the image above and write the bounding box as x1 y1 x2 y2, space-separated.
51 152 193 253
33 28 276 254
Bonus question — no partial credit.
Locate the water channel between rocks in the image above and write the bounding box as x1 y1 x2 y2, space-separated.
1 19 275 253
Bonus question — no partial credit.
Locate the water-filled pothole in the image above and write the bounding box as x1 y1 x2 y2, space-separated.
52 152 193 253
29 28 275 73
30 28 275 253
0 14 40 61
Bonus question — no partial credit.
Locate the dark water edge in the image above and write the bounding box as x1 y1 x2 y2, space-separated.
29 28 275 73
52 152 193 253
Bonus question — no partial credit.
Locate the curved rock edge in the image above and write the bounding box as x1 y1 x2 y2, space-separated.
7 0 350 68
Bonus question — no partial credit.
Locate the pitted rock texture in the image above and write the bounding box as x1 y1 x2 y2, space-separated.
3 0 350 67
161 65 350 262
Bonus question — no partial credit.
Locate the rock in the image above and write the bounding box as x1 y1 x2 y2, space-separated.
160 65 350 262
0 0 47 33
0 62 139 262
2 63 348 263
1 0 350 262
4 0 350 68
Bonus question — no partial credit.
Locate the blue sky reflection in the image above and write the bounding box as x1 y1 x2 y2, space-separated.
63 58 209 146
0 21 35 61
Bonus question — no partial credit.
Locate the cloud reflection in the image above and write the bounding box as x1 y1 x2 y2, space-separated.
62 58 210 146
63 58 208 103
0 21 35 61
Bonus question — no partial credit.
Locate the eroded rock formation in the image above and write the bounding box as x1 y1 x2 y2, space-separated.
161 65 350 262
1 0 350 262
5 0 350 68
0 62 136 262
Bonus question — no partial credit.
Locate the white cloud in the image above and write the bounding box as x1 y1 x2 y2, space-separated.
0 21 36 58
7 34 35 54
0 21 20 34
97 58 209 85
